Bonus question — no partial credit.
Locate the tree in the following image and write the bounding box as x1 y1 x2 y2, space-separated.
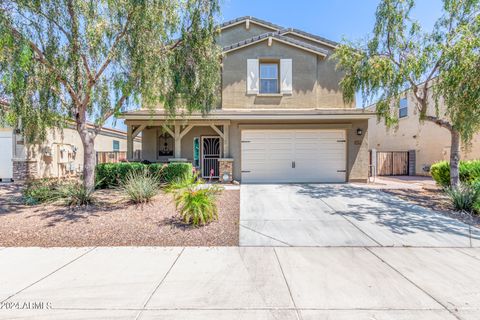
332 0 480 186
0 0 221 192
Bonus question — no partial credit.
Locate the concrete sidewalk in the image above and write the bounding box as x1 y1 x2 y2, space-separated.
0 246 479 319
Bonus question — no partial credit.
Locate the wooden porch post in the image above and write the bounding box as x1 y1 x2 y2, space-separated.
223 124 230 158
174 125 181 158
127 124 133 161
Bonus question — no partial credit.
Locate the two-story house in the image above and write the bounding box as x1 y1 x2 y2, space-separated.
120 17 375 183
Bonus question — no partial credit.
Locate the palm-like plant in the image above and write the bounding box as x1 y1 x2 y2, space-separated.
167 174 221 226
175 187 220 225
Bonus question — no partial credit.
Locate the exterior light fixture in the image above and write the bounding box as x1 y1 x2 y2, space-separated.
222 172 230 183
356 128 363 136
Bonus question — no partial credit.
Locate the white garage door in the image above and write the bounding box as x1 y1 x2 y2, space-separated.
0 130 13 180
241 129 346 183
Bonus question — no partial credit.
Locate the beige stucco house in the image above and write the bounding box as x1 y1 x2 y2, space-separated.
368 90 480 176
0 125 141 182
120 17 375 183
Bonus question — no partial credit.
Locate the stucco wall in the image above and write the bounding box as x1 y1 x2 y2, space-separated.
219 23 352 110
217 24 274 47
368 94 480 175
15 127 141 179
140 120 369 182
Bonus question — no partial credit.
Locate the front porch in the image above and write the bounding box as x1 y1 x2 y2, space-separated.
126 120 233 180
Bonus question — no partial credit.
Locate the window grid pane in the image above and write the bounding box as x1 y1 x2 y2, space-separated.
259 63 279 93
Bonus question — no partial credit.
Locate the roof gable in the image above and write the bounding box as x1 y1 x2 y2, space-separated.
219 16 338 49
222 31 328 57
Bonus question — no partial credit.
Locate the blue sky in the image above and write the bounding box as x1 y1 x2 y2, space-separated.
109 0 444 130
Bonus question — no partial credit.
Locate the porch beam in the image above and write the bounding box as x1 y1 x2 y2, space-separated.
210 124 224 138
179 124 194 140
132 125 146 138
126 120 230 126
162 124 175 137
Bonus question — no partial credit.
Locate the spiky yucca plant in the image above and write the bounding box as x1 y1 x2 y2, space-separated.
120 169 160 204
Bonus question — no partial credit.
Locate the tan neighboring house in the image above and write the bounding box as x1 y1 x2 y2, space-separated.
367 91 480 176
120 16 375 183
0 125 141 182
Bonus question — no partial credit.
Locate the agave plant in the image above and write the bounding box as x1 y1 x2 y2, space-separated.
445 183 480 213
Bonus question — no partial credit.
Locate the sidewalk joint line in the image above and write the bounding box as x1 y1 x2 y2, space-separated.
365 247 462 320
134 247 185 320
0 246 98 304
240 224 292 246
273 248 302 320
455 248 480 261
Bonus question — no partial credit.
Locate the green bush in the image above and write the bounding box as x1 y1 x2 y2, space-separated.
161 163 193 183
95 162 192 188
445 183 480 213
430 160 480 187
120 169 160 203
23 179 64 205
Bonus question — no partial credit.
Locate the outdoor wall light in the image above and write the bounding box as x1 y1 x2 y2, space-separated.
356 128 363 136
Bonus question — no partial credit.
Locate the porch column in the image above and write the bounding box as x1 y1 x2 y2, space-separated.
174 125 181 158
127 124 133 161
223 124 230 158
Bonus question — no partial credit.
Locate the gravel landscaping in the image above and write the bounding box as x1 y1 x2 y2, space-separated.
384 186 480 228
0 184 239 247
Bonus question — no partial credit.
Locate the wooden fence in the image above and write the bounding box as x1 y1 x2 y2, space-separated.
376 151 409 176
96 151 127 164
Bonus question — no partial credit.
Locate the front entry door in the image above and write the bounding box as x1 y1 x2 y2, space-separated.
202 136 221 178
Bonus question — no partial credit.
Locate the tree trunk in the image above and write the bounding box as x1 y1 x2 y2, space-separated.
450 129 461 187
78 128 96 193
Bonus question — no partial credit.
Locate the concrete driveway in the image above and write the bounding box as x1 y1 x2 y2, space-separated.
240 184 480 247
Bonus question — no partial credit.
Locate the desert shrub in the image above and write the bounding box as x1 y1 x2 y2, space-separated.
23 179 64 205
95 162 192 188
119 169 160 203
445 183 480 212
430 160 480 187
167 174 221 226
61 183 94 206
23 180 93 206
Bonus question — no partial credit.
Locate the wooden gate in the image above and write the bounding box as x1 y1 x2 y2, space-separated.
376 151 409 176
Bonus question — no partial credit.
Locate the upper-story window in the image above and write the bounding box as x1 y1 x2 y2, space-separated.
399 98 408 118
259 62 279 94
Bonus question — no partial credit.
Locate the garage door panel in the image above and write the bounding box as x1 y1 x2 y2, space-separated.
0 132 13 180
241 129 346 183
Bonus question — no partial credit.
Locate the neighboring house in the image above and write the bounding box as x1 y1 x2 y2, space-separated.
120 16 375 183
367 91 480 176
0 125 141 182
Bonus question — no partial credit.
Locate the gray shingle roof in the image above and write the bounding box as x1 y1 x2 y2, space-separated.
222 31 330 56
220 16 338 48
220 16 283 31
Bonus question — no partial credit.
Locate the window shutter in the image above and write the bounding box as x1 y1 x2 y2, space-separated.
280 59 293 94
247 59 259 94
